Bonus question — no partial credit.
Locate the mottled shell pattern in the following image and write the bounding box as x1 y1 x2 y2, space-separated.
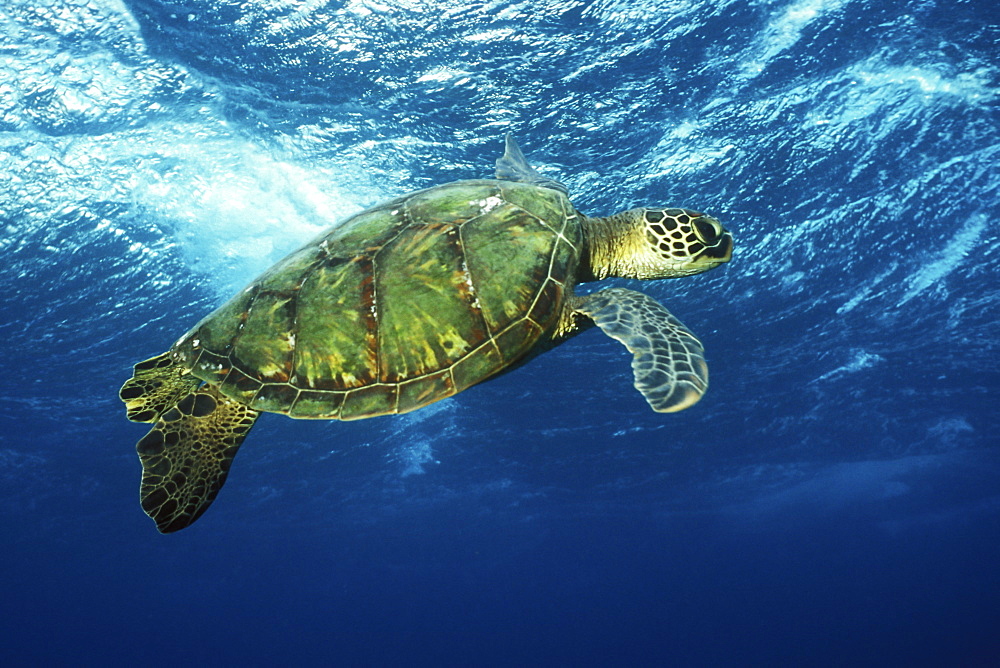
171 179 582 420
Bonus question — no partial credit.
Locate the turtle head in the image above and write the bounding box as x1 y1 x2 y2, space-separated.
585 207 732 280
584 207 732 279
636 208 732 278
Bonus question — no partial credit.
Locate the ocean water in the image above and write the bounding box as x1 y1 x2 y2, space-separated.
2 0 998 664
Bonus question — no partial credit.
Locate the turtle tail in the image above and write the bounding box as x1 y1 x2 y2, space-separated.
121 353 260 533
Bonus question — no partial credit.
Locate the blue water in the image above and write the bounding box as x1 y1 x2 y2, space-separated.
2 0 998 664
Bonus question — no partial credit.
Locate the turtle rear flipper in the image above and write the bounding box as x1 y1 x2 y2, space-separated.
136 385 259 533
575 288 709 413
494 134 569 194
119 353 200 423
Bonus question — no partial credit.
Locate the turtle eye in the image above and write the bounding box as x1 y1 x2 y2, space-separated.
693 217 722 245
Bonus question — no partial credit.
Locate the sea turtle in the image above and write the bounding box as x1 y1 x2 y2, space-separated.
120 135 733 533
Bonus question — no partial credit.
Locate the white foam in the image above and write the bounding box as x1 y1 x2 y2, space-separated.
643 132 737 178
740 0 852 81
812 349 885 383
850 65 998 105
397 440 439 477
734 458 924 517
898 213 988 306
806 58 998 132
582 0 703 25
836 263 898 315
129 126 373 297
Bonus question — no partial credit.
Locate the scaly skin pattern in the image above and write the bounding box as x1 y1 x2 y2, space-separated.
171 179 583 420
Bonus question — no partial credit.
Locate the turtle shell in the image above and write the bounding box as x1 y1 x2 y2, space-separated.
172 179 583 420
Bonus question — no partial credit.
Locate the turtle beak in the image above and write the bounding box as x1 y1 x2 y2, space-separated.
701 231 733 263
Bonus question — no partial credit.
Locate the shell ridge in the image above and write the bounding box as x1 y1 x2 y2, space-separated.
369 249 382 384
370 207 427 385
287 253 334 386
529 205 575 333
226 283 262 376
457 219 496 342
369 208 423 386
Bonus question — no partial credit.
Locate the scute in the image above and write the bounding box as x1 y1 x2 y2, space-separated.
294 256 378 389
461 202 557 335
404 184 501 225
232 290 295 382
171 178 582 419
376 221 479 383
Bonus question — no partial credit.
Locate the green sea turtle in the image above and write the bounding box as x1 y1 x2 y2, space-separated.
120 135 733 533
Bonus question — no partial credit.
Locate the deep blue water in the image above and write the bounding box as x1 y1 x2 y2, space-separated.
2 0 999 664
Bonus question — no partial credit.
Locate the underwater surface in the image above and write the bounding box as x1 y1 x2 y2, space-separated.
2 0 998 664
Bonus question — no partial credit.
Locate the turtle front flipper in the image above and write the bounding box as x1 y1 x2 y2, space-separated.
135 385 259 533
574 288 709 413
